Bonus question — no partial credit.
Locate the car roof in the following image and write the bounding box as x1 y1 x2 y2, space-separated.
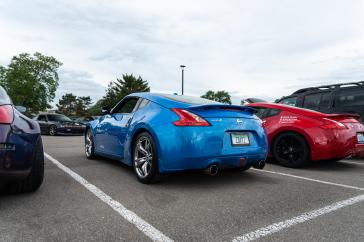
127 92 218 108
247 102 326 117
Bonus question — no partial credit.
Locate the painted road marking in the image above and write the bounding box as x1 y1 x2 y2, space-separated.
232 194 364 242
253 169 364 191
340 160 364 166
44 153 173 242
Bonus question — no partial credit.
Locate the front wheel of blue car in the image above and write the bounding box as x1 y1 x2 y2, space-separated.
133 132 159 184
85 129 96 159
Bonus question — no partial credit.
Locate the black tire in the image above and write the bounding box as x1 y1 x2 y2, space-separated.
272 132 310 168
5 137 44 193
132 132 159 184
49 125 57 136
85 129 96 159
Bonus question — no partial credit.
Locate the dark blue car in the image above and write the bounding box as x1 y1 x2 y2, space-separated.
0 87 44 193
85 93 268 183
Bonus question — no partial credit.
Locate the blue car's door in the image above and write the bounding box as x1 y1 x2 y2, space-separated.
97 97 141 158
94 115 114 154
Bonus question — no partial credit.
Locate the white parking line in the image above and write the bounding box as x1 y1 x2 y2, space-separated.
252 169 364 191
44 153 173 242
340 160 364 166
232 194 364 242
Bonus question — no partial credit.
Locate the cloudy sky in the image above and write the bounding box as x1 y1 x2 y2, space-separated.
1 0 364 105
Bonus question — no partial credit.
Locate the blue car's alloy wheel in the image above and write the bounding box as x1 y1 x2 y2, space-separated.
133 132 158 183
85 129 96 159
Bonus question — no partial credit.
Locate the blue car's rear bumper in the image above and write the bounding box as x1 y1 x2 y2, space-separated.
152 118 268 173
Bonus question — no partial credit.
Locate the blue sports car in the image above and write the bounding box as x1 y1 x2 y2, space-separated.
85 93 268 183
0 86 44 193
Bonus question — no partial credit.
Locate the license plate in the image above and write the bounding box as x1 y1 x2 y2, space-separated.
357 133 364 143
231 133 250 146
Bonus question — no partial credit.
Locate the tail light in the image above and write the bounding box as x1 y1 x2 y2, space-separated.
319 118 346 130
0 105 13 124
171 108 210 126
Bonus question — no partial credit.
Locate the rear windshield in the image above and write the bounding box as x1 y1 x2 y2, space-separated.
160 94 220 105
0 86 12 104
47 114 72 122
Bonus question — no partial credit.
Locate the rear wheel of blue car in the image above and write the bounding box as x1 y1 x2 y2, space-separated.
5 137 44 193
133 132 159 184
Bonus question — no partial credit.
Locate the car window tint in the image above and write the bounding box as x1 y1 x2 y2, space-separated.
137 99 150 110
114 98 139 114
266 108 281 118
320 92 331 109
38 115 47 121
48 115 72 122
338 90 364 106
303 93 321 111
253 107 267 119
279 97 297 106
0 86 12 104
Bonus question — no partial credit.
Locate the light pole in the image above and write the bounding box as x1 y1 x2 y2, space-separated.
180 65 186 95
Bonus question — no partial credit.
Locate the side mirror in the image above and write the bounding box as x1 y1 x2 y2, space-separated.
15 106 27 113
101 106 110 115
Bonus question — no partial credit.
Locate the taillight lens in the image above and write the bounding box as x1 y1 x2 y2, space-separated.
171 108 210 126
0 105 14 124
320 118 346 129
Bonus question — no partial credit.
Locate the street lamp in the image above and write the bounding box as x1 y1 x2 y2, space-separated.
180 65 186 95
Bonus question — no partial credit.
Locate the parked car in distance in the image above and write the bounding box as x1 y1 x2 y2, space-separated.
276 81 364 122
85 93 268 183
0 86 44 193
247 102 364 167
33 113 86 136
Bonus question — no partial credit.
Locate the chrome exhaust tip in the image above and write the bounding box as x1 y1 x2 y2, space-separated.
204 165 219 176
253 160 265 169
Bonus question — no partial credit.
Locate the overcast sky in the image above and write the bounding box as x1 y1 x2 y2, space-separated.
1 0 364 105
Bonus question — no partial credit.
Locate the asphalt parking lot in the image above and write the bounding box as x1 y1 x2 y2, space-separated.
1 136 364 242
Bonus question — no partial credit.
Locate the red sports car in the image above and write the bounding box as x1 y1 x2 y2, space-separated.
246 103 364 167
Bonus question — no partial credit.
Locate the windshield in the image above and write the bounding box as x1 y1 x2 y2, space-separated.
47 114 72 122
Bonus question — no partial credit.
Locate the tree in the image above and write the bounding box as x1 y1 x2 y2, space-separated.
201 90 232 104
75 96 92 116
56 93 92 117
0 52 62 112
102 74 150 108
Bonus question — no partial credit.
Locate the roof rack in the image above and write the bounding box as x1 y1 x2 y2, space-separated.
292 81 364 94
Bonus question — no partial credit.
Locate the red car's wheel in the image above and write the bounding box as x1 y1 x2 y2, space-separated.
272 132 310 168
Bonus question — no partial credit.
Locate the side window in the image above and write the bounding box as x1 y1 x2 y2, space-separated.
279 97 297 106
113 98 139 114
38 115 47 121
253 107 267 119
303 93 321 111
319 92 332 110
337 90 364 107
265 108 281 118
253 107 281 119
137 99 150 110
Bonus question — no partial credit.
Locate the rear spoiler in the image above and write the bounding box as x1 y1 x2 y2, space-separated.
325 113 361 120
187 104 256 115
